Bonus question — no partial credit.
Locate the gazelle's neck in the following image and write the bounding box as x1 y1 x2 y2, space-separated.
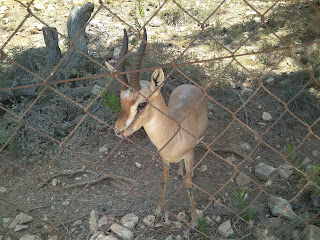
143 94 179 153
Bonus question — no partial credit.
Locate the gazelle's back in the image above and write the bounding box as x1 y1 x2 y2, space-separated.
168 84 208 140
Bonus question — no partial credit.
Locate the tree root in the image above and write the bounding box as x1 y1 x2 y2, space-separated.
40 169 135 190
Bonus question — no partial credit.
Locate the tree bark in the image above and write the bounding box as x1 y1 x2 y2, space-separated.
44 2 94 82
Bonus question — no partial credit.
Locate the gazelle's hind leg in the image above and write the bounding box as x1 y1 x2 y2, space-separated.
184 151 198 228
154 160 169 217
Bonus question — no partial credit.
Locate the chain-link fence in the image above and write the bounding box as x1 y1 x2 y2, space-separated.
1 0 320 239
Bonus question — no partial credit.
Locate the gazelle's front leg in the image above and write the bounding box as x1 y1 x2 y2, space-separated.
184 151 197 227
155 160 169 217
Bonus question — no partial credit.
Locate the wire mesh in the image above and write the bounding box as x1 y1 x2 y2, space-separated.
0 0 319 239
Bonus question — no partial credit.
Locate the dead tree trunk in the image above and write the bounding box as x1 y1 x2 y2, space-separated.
43 2 94 82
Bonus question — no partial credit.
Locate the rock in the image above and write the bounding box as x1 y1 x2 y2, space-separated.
215 215 221 223
89 210 99 234
135 162 142 169
98 216 110 229
255 163 276 181
142 215 156 226
240 142 251 151
3 218 17 229
217 220 233 238
268 197 295 220
262 112 272 121
120 213 139 230
198 165 207 172
236 173 251 187
19 234 41 240
165 235 173 240
15 224 28 232
99 145 109 154
312 150 320 158
0 187 8 194
278 165 293 181
33 3 45 11
51 178 58 186
15 213 33 224
110 223 134 240
300 225 320 240
226 156 237 163
266 77 275 85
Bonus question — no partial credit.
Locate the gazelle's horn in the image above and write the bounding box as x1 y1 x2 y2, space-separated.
129 28 147 91
117 29 129 90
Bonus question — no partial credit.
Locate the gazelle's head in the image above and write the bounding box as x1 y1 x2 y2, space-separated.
106 29 165 137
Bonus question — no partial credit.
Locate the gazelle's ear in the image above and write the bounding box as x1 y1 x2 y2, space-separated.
150 69 165 92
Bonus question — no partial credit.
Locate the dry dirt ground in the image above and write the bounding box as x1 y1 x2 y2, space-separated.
0 0 320 239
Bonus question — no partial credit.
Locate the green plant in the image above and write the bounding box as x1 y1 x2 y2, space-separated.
197 215 207 234
136 0 145 18
233 189 255 221
101 90 121 114
288 144 300 168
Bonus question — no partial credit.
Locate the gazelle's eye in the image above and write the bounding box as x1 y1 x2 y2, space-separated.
137 102 147 112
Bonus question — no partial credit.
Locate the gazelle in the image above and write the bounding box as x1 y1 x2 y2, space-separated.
106 29 208 227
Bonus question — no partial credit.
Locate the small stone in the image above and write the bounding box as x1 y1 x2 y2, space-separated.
268 197 295 220
226 156 237 163
262 112 272 121
113 47 121 59
135 162 142 169
312 150 320 158
72 220 82 227
198 165 207 172
240 143 251 151
99 145 109 154
51 178 58 186
110 223 134 240
255 163 276 181
62 200 70 206
215 215 221 223
89 210 99 234
143 215 155 226
165 236 173 240
19 234 41 240
265 77 275 85
236 173 251 187
98 216 111 229
0 187 8 194
121 213 139 229
91 84 103 96
33 3 45 11
15 224 28 232
278 165 293 181
217 220 233 238
16 213 33 224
